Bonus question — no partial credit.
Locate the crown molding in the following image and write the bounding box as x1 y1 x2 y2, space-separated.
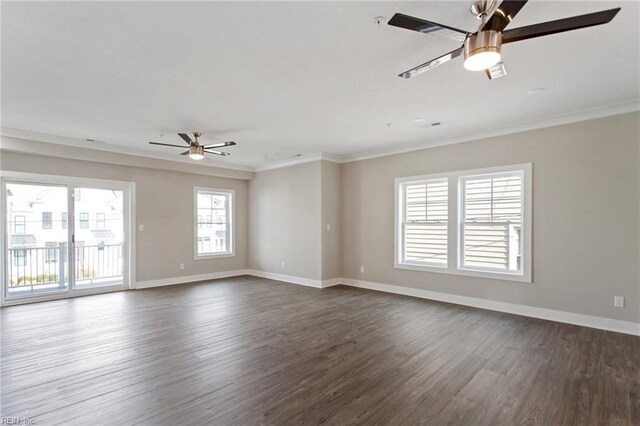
254 153 342 172
335 98 640 164
0 127 255 173
3 100 638 175
252 99 639 172
0 135 255 180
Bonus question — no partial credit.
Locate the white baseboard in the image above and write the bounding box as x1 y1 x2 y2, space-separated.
135 269 249 289
134 271 639 336
321 278 342 288
245 269 322 288
340 278 640 336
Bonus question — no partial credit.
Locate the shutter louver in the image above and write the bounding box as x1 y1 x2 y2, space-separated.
463 173 523 271
403 179 448 266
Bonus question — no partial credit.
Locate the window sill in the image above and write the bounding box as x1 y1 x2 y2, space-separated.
195 252 235 261
395 262 531 283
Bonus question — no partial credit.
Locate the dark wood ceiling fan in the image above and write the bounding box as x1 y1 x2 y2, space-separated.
149 132 236 160
388 0 621 80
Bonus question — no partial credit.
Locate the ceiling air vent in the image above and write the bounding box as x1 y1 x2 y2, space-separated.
419 122 442 129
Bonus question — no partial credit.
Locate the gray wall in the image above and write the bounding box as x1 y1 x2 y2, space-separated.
321 160 341 280
341 112 640 322
0 151 249 282
2 112 638 323
248 161 322 280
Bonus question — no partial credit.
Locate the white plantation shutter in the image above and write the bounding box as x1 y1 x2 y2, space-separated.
462 172 523 271
402 179 448 266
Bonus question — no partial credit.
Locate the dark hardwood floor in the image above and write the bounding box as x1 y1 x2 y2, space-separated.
1 276 638 425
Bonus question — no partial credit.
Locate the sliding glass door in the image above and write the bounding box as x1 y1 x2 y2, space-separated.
73 187 125 289
3 177 131 302
5 183 70 298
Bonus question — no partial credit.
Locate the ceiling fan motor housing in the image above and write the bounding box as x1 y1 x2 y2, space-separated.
464 30 502 69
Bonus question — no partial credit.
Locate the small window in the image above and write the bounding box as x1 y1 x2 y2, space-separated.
195 187 234 258
79 212 89 229
74 188 81 201
62 212 68 230
42 212 53 229
96 213 106 229
14 249 26 267
14 215 26 234
45 242 58 263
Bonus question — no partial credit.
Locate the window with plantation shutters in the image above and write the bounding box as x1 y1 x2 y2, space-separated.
461 172 523 273
395 164 531 282
401 179 448 266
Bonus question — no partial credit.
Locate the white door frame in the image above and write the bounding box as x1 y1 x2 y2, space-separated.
0 171 136 307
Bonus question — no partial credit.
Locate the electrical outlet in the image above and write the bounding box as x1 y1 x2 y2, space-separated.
614 296 624 308
138 224 144 231
327 224 331 231
360 266 365 274
282 261 286 269
179 263 185 270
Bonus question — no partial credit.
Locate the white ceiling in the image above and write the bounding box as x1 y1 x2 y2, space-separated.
2 1 639 170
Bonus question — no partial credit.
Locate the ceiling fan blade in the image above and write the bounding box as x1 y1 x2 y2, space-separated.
502 8 620 44
149 142 190 148
202 141 236 149
204 149 230 156
398 46 463 79
388 13 468 42
485 61 507 79
180 150 190 155
178 133 193 145
482 1 528 32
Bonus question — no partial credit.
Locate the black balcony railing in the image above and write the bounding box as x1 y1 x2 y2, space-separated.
7 243 123 288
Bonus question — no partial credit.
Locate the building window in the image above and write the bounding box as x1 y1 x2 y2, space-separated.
42 212 53 229
79 212 89 229
14 215 26 234
74 188 81 201
195 187 234 258
45 242 58 263
96 213 106 229
197 236 212 253
395 164 531 282
14 249 26 267
62 212 68 230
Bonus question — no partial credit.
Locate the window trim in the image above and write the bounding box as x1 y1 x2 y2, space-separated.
193 187 235 260
395 163 532 283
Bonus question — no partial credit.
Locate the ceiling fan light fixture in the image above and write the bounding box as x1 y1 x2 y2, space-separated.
188 145 204 160
463 30 502 71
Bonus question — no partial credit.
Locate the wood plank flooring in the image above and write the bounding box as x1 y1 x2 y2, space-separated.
1 276 638 425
